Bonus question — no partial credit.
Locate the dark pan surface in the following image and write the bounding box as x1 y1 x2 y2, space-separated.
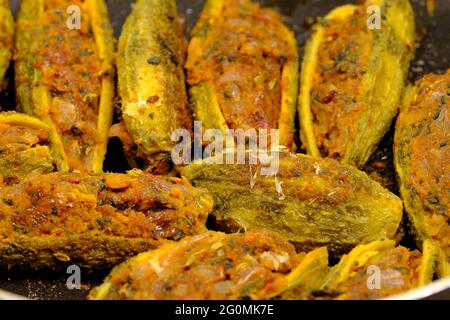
0 0 449 300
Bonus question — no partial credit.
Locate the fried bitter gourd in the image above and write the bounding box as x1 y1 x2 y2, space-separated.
186 0 298 149
317 240 439 300
395 69 450 277
0 171 212 271
0 0 13 91
15 0 115 174
277 246 330 300
300 0 415 167
181 151 403 256
89 230 328 300
115 0 192 173
0 112 67 184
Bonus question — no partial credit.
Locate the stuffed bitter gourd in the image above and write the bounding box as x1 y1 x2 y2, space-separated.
394 69 450 277
0 171 212 271
0 112 67 184
15 0 115 174
300 0 415 167
89 230 328 300
186 0 298 149
181 151 403 256
0 0 13 91
116 0 192 172
90 235 444 300
277 246 330 300
318 240 439 300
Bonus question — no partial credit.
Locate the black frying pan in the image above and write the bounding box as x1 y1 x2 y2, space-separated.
0 0 449 300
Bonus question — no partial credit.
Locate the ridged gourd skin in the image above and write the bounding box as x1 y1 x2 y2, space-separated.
0 112 66 183
116 0 192 173
181 151 404 257
89 230 328 300
186 0 299 149
89 237 442 300
394 69 450 278
318 240 439 300
15 0 115 174
0 171 212 271
299 0 415 167
0 0 13 91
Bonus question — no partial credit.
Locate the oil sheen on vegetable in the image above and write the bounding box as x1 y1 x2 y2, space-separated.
187 0 298 148
395 69 450 275
15 0 115 174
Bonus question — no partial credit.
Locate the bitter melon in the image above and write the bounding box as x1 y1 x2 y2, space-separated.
0 112 65 184
394 69 450 277
116 0 192 173
89 230 328 300
15 0 115 174
0 171 212 271
300 0 415 167
181 150 403 257
186 0 298 149
0 0 13 91
318 240 439 299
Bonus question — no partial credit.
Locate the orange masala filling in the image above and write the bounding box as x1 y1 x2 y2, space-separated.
406 70 450 254
0 173 208 241
0 123 50 156
188 0 295 131
310 9 372 159
104 230 303 300
34 0 102 171
332 247 421 300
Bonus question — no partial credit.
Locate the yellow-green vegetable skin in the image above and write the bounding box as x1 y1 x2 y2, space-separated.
0 112 61 183
395 70 450 277
89 230 328 300
15 0 115 174
186 0 298 149
117 0 192 170
181 151 403 256
0 0 13 90
300 0 415 167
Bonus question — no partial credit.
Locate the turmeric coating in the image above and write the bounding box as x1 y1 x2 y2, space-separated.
310 8 372 159
90 236 442 300
318 241 426 300
181 151 403 257
0 171 212 270
116 0 192 173
15 0 115 174
300 0 415 167
395 69 450 266
90 230 323 300
187 0 298 148
0 124 49 157
0 112 62 185
0 121 53 184
0 0 13 90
